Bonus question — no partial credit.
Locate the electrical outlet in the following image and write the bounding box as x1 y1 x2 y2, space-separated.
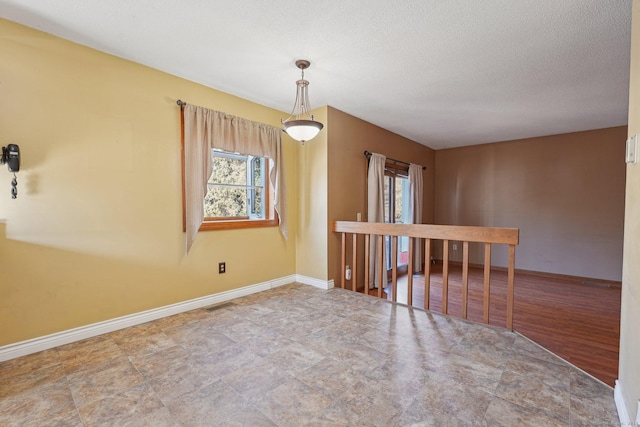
452 243 458 251
626 134 638 164
218 262 226 274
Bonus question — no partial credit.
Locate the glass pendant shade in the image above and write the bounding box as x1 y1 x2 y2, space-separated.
282 119 323 142
281 60 324 143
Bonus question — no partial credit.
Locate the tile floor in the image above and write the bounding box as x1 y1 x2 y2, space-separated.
0 283 619 426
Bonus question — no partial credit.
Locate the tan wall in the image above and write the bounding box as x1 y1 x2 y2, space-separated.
326 107 435 287
295 107 329 281
619 0 640 420
0 19 297 346
435 127 627 281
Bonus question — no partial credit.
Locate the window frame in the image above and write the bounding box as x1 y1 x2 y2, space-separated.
180 119 278 232
204 150 264 221
201 149 277 230
383 169 410 272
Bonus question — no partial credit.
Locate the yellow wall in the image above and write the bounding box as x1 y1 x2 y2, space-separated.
619 0 640 420
0 19 297 345
326 107 436 287
295 107 329 281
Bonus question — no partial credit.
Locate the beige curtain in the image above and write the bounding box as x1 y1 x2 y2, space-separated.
367 153 386 288
183 104 287 253
409 163 424 271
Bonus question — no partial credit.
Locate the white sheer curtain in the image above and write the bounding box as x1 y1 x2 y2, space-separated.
367 153 386 288
408 163 424 271
183 104 287 253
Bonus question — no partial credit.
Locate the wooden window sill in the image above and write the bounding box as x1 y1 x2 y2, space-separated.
199 218 278 231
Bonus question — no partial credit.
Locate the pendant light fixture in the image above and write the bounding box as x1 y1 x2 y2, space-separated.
281 60 323 143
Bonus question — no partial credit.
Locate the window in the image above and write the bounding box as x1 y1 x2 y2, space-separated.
180 105 286 251
199 149 277 230
384 171 411 271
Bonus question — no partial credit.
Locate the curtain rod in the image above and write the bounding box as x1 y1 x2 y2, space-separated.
176 99 186 107
364 151 426 170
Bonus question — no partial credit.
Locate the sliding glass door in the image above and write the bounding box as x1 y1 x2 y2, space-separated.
384 172 410 272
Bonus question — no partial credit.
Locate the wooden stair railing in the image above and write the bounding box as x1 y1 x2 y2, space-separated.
333 221 520 329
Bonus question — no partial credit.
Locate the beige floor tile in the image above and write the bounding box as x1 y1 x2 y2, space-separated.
408 374 494 423
569 370 619 426
164 380 252 425
438 351 505 395
58 335 125 374
253 376 333 427
453 340 509 371
0 349 60 380
263 341 325 375
223 356 293 401
0 283 619 426
484 396 565 427
77 383 175 426
312 401 386 427
67 358 145 408
0 375 79 426
392 401 479 427
504 351 571 391
110 323 178 358
145 361 216 403
495 370 570 424
195 341 263 380
293 356 362 398
130 345 192 377
0 362 66 399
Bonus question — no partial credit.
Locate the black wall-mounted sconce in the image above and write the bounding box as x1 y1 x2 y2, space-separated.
1 144 20 199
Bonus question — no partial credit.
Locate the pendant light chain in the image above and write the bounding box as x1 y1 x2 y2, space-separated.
281 59 324 143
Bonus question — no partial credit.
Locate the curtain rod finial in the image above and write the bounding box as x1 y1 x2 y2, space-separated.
177 100 186 107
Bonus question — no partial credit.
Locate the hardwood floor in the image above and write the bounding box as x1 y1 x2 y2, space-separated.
371 263 621 386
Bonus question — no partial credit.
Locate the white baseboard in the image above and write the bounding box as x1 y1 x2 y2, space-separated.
615 380 637 426
295 274 334 290
0 274 297 363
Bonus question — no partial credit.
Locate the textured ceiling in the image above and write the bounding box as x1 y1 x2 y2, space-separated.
0 0 633 149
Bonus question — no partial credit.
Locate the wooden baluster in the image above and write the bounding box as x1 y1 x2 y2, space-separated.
332 221 518 327
442 240 449 314
377 235 384 299
391 235 398 302
507 244 516 330
461 241 469 319
424 238 431 310
483 243 492 324
407 237 414 306
352 233 358 292
364 234 370 294
341 232 346 289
